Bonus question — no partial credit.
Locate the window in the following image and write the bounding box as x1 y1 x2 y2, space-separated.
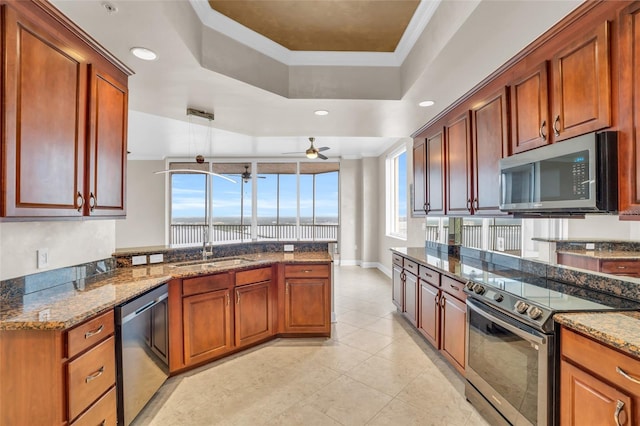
169 161 339 244
386 148 407 238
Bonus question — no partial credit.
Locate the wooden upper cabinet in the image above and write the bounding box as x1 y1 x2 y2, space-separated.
445 112 472 215
412 139 426 217
2 5 87 217
0 2 131 219
425 128 446 215
618 3 640 215
509 62 550 154
551 21 611 142
86 66 128 216
472 88 509 215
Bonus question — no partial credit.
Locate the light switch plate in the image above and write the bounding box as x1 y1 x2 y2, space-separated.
37 248 49 269
149 254 164 264
283 244 294 252
132 255 147 266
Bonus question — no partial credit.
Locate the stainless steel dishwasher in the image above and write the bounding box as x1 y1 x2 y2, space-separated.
115 283 169 425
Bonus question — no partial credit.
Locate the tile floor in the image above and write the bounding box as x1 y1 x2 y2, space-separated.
133 266 491 425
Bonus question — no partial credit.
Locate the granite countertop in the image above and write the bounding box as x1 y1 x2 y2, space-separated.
557 250 640 260
555 312 640 358
0 251 331 331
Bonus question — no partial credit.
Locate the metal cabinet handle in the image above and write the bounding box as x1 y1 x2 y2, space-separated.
466 199 472 211
89 192 96 211
84 324 104 339
450 284 460 291
226 293 230 306
440 294 446 308
423 202 427 213
85 366 104 383
617 266 627 270
473 198 479 210
76 192 84 212
616 366 640 384
539 120 547 140
614 400 625 426
553 115 560 137
435 293 439 303
236 290 240 304
286 282 289 294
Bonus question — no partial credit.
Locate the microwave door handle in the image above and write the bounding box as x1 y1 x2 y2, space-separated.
531 163 538 203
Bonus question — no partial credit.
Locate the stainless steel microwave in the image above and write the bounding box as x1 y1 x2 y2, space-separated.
499 131 618 213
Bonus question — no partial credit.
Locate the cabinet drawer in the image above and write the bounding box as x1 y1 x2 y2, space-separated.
419 266 440 287
67 310 114 359
392 254 404 267
600 260 640 276
70 385 116 426
441 276 466 301
561 327 640 396
183 273 232 296
404 260 418 275
236 267 272 286
284 264 330 278
67 336 116 421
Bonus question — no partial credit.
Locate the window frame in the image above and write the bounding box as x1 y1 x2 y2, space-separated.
386 146 408 240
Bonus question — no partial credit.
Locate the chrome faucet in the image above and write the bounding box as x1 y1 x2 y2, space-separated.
202 229 213 260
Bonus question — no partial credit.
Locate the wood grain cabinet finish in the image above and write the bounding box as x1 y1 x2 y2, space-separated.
619 2 640 215
557 253 640 277
439 290 466 375
560 327 640 425
445 112 473 215
403 270 418 327
0 1 130 218
392 262 404 310
283 264 331 334
471 88 509 215
412 139 427 216
425 129 446 215
234 268 274 347
509 62 550 154
182 287 233 366
418 279 440 348
0 309 116 425
551 20 611 142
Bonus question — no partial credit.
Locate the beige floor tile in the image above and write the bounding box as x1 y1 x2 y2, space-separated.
264 401 343 426
338 328 394 354
300 341 373 372
362 317 414 339
346 355 423 396
330 321 361 340
307 375 392 425
367 398 444 426
335 309 382 327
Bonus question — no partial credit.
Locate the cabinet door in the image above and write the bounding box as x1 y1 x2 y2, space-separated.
509 62 549 154
182 289 233 366
618 3 640 214
284 278 330 333
426 129 445 215
445 112 472 215
551 21 611 142
440 294 466 374
392 264 404 310
560 360 633 426
235 281 273 347
86 66 128 216
472 88 509 215
2 5 87 217
412 139 426 216
418 282 439 348
403 272 418 327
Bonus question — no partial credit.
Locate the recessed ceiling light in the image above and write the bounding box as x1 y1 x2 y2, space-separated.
314 110 329 116
130 47 158 61
419 100 435 107
102 2 118 14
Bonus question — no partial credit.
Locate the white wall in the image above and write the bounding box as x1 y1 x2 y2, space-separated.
339 159 362 264
0 220 115 281
115 160 167 249
567 215 638 240
360 157 380 267
377 138 425 277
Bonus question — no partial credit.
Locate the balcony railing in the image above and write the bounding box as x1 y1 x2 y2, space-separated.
424 224 521 255
170 223 338 245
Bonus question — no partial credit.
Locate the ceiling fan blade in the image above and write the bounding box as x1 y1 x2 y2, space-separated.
154 169 237 183
281 151 303 155
317 153 329 160
317 146 330 152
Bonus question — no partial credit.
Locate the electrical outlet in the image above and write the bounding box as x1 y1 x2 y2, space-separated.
586 243 595 250
283 244 294 252
149 254 164 264
496 237 505 252
132 255 147 266
38 309 51 321
37 248 49 269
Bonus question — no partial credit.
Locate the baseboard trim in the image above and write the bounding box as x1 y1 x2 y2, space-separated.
377 263 392 278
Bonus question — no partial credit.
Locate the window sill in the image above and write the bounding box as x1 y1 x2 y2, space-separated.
386 233 407 241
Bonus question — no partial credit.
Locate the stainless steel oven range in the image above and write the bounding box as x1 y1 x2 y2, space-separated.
463 277 639 426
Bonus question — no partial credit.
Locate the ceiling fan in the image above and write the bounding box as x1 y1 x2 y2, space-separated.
283 137 330 160
230 165 266 183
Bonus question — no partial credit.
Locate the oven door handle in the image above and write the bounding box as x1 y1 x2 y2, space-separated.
467 299 547 346
121 292 168 325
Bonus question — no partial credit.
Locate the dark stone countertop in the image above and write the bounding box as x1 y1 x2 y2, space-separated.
0 251 331 331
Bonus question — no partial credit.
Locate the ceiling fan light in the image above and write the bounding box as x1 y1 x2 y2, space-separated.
306 151 318 159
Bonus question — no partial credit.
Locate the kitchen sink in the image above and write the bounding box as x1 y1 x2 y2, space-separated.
169 257 254 268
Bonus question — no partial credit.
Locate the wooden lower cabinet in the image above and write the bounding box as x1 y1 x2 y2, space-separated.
0 310 116 425
557 253 640 278
440 292 466 374
403 271 418 327
392 263 404 310
560 327 640 425
419 280 439 348
235 280 273 347
283 263 331 335
182 288 233 366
